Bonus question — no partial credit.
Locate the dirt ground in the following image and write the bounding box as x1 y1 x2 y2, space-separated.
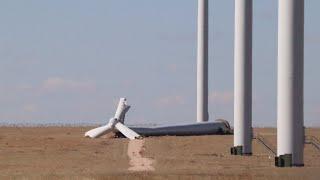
0 127 319 179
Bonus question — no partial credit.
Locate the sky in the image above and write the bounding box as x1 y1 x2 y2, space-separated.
0 0 319 127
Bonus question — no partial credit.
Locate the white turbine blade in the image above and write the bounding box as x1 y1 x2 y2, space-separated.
114 98 127 119
115 122 141 140
119 105 130 123
85 124 113 138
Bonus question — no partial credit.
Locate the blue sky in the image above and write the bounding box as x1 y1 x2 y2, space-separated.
0 0 319 127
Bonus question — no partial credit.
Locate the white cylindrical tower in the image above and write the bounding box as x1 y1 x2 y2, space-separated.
277 0 304 166
232 0 253 155
197 0 209 123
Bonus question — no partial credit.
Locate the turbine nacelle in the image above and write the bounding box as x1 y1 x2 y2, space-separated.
108 118 118 129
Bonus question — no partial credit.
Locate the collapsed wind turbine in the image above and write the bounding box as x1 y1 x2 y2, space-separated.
85 98 141 140
85 98 232 139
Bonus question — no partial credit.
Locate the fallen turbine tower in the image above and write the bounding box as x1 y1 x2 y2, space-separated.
85 98 232 139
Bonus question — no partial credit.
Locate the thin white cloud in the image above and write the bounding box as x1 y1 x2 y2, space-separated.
306 35 320 44
209 91 233 105
41 77 96 93
0 77 97 95
155 95 185 107
167 63 178 73
23 104 39 113
311 106 320 115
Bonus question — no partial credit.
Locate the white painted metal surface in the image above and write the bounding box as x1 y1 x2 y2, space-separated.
115 123 141 140
277 0 304 165
233 0 253 154
197 0 209 123
115 98 130 123
84 122 114 138
85 98 141 140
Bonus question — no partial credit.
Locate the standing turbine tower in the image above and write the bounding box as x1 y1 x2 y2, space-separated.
231 0 253 156
197 0 209 123
276 0 304 167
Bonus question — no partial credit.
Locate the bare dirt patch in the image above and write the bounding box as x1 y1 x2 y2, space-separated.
127 139 155 172
0 127 319 179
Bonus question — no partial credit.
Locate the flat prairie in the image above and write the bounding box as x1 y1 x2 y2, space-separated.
0 127 319 179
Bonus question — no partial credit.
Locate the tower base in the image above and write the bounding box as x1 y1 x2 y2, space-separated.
275 154 304 167
230 146 252 156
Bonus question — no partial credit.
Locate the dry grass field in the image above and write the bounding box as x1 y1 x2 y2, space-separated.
0 127 319 179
